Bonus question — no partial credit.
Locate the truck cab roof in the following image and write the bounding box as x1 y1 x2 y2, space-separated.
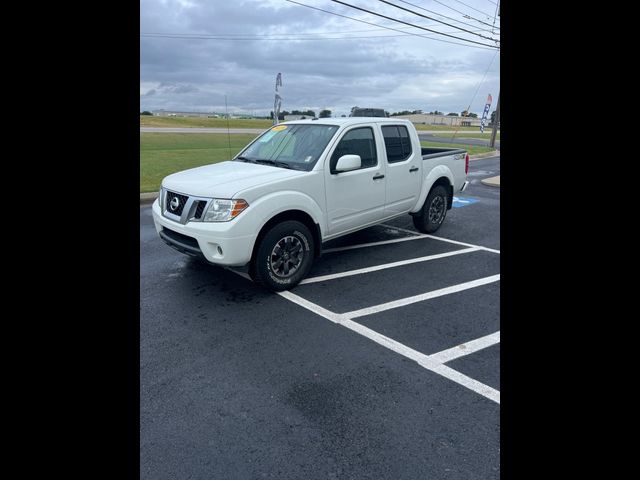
278 117 413 128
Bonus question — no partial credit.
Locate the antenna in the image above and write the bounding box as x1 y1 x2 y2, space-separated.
224 95 232 159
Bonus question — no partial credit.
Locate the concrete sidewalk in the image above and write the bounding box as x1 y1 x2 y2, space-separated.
481 175 500 187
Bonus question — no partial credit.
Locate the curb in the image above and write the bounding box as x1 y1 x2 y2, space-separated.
469 150 500 160
481 175 500 187
140 192 158 205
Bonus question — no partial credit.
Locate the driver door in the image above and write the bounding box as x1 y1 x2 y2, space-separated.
323 126 387 236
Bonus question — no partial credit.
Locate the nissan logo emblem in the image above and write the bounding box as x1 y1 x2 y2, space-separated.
169 197 180 211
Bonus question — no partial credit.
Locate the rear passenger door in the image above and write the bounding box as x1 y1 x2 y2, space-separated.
324 126 387 235
381 124 421 217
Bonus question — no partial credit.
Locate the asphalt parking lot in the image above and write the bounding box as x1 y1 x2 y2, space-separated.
140 156 500 479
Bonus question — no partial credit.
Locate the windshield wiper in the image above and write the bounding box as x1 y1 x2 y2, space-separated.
235 156 256 163
254 159 294 169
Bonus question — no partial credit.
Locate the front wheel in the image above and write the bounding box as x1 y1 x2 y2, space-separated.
251 220 315 291
412 185 449 233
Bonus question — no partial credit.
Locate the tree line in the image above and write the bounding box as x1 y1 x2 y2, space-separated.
389 109 480 118
270 109 332 120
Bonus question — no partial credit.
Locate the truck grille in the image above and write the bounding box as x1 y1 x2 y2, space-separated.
165 191 189 216
194 200 207 219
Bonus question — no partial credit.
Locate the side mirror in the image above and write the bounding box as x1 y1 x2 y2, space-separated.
335 154 361 172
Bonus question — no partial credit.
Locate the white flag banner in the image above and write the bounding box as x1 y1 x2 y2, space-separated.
273 73 282 125
480 93 493 133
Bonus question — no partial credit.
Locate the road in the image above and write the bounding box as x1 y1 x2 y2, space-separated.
140 127 266 134
140 157 500 479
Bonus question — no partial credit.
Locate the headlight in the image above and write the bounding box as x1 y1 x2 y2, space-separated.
158 187 164 210
203 198 249 222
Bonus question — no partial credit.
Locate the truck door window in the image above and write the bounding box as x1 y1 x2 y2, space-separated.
382 125 413 163
330 127 378 173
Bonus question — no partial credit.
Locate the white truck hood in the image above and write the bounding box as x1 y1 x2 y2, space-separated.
161 161 305 198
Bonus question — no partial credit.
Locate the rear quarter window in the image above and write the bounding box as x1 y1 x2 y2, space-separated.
382 125 413 163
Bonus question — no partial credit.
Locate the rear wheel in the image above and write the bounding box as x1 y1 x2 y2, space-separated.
412 184 448 233
251 220 315 291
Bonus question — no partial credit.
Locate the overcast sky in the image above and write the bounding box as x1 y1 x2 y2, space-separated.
140 0 500 117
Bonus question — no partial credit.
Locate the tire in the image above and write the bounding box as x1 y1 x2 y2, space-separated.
251 220 315 291
412 185 449 233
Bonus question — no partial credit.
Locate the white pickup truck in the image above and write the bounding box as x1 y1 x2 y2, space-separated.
152 118 469 290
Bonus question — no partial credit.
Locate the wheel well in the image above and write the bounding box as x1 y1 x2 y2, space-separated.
431 177 454 210
251 210 322 263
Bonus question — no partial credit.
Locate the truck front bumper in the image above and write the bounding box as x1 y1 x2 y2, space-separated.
151 199 257 267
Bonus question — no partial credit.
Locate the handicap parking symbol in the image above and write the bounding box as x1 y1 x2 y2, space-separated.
452 196 479 208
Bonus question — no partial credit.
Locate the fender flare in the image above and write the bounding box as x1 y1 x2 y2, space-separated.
411 165 455 213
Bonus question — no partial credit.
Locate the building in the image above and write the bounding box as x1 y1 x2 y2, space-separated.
394 113 483 127
152 110 219 118
284 114 314 121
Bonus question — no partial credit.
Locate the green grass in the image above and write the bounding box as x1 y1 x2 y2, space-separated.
140 115 273 129
140 133 259 192
432 132 500 140
140 132 497 192
421 141 496 156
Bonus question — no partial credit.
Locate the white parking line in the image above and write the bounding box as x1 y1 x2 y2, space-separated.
277 288 500 404
380 224 500 254
300 247 479 285
226 232 500 404
428 364 500 404
322 234 428 254
426 331 500 365
425 235 501 255
278 290 430 362
345 274 500 319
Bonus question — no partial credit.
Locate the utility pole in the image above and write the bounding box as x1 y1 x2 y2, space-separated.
489 5 500 148
490 91 500 148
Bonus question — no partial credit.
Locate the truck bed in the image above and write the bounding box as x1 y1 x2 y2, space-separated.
421 146 466 160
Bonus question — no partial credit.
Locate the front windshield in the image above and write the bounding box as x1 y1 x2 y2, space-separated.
235 124 339 171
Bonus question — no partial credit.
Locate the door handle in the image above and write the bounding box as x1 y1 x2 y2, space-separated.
373 174 385 180
409 166 419 172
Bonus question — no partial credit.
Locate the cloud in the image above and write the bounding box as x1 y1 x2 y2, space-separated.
140 0 500 116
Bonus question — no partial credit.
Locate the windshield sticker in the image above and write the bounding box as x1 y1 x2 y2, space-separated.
271 125 288 131
258 130 278 142
303 156 313 163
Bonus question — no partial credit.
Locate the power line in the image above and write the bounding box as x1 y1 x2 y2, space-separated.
395 0 498 34
328 0 499 48
140 24 497 41
450 0 494 18
141 33 444 41
284 0 498 50
431 0 499 28
492 1 500 34
462 14 499 30
377 0 499 43
143 25 417 37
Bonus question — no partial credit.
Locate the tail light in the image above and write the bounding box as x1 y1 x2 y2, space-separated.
465 153 469 175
